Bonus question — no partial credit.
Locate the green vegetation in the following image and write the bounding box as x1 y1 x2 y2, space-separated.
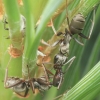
0 0 100 100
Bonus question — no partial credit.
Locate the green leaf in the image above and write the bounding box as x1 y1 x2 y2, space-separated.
62 61 100 100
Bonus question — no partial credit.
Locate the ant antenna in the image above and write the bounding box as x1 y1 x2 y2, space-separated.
88 8 95 39
63 56 76 74
42 63 50 83
4 56 12 87
50 19 57 35
27 65 35 93
6 56 12 69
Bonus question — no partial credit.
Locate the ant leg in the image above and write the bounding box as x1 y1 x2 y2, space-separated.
41 64 50 83
50 19 57 35
4 67 9 88
66 11 88 46
4 57 12 88
88 8 95 39
40 37 61 47
53 88 70 100
66 16 70 28
71 36 84 46
78 9 95 40
23 88 30 97
37 50 46 57
66 11 72 34
66 14 84 46
41 39 50 46
27 65 35 93
42 61 53 65
53 94 63 100
78 35 84 44
4 67 23 88
63 56 76 73
15 90 29 98
57 74 63 89
78 33 89 39
51 40 61 47
46 68 54 76
30 80 35 93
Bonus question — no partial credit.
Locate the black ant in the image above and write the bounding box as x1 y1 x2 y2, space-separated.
46 55 75 89
52 55 75 89
49 7 95 46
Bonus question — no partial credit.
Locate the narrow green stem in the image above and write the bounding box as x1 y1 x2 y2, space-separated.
23 0 35 59
22 0 36 78
3 0 22 47
3 0 20 24
22 0 64 78
68 0 100 21
30 0 64 59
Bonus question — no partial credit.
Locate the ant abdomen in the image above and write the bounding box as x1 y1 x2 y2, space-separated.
53 70 62 87
69 13 85 35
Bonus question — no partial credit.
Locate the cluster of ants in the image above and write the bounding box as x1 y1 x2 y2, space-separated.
3 11 94 99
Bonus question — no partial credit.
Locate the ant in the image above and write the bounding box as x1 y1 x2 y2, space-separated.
52 55 75 89
41 28 75 89
4 61 52 98
49 6 95 46
45 55 75 89
50 12 94 46
59 12 94 46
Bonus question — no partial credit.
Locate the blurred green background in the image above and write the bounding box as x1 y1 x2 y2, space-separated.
0 0 100 100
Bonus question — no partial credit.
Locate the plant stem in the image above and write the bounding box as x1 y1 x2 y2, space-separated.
3 0 23 48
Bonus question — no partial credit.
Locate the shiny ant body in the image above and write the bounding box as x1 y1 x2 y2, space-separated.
4 66 52 98
52 55 75 89
51 11 95 46
61 13 93 45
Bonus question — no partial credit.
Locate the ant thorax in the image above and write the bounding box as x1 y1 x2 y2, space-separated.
59 34 71 55
54 53 68 69
34 80 51 92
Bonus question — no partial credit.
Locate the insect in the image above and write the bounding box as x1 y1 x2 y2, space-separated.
46 55 75 89
50 7 95 46
52 56 75 89
33 77 52 93
4 65 52 98
51 12 94 46
42 28 75 89
4 67 31 98
53 53 68 69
